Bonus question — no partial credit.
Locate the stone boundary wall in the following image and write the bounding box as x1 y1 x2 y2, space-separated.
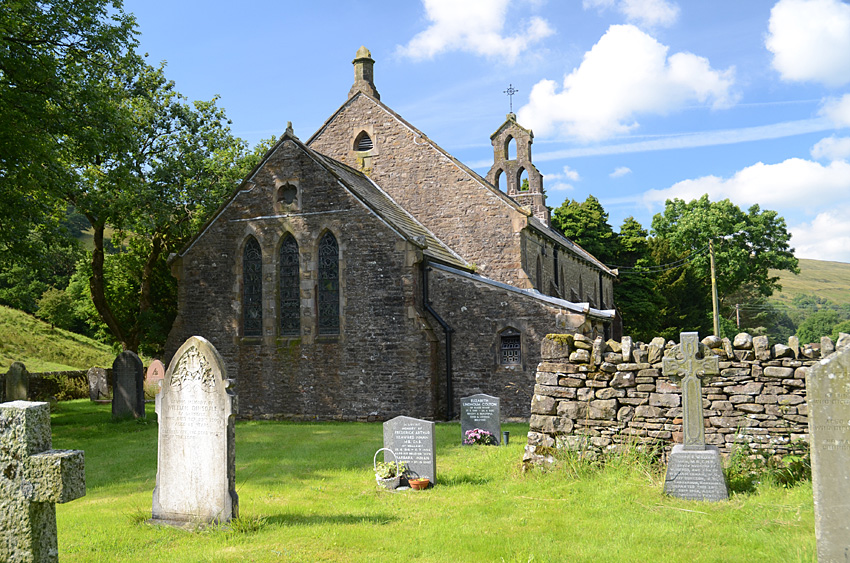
1 369 114 402
523 332 850 467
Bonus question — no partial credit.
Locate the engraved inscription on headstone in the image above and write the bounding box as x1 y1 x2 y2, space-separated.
807 342 850 561
662 332 727 501
383 416 436 483
5 361 29 401
460 394 501 445
151 336 238 526
112 350 145 419
0 401 85 563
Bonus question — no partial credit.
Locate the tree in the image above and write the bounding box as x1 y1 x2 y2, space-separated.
797 309 840 344
612 217 664 341
551 195 618 264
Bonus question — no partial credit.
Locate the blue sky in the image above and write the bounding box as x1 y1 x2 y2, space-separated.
124 0 850 263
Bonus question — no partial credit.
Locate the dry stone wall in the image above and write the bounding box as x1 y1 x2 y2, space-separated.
523 332 850 467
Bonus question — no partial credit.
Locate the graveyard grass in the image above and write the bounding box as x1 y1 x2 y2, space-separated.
52 401 815 562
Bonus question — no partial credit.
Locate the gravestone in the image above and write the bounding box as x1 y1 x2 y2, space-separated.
6 361 29 400
807 341 850 561
112 351 144 419
86 367 109 401
460 394 501 445
383 416 436 483
662 332 728 501
0 401 85 562
151 336 238 526
145 359 165 385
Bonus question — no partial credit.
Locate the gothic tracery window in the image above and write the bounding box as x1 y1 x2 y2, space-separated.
318 232 340 335
279 234 300 336
242 237 263 337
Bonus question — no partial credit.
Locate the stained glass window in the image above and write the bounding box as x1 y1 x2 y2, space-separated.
279 234 300 336
500 329 521 365
318 232 340 335
243 237 263 337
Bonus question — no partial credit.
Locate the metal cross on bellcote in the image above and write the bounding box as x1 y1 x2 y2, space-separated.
504 84 518 113
662 332 719 450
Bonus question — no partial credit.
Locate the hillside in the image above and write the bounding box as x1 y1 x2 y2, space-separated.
0 305 116 372
771 258 850 305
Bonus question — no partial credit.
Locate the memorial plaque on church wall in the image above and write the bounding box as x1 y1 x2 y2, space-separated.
460 394 501 445
383 416 436 483
151 336 238 525
807 343 850 561
112 351 144 419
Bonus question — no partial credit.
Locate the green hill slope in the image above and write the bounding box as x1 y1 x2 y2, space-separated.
771 258 850 305
0 305 116 372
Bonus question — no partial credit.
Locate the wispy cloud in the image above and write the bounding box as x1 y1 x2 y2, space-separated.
610 166 632 178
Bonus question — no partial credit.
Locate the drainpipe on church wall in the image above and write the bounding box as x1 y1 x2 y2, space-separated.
422 259 455 420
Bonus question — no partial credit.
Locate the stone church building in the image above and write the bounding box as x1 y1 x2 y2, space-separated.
165 47 616 420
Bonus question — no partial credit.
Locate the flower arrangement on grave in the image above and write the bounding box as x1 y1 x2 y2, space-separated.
375 460 408 480
463 428 497 445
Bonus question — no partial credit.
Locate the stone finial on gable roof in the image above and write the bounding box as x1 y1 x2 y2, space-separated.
349 46 380 100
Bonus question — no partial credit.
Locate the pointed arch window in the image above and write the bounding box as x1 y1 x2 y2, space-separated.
318 232 340 335
242 237 263 337
355 131 373 151
279 234 300 336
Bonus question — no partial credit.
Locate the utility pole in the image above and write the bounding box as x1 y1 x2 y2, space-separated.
709 239 720 336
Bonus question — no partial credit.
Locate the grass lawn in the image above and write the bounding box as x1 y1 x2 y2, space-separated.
51 400 815 562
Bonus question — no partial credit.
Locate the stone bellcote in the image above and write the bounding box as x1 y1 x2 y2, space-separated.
486 113 549 225
349 46 380 100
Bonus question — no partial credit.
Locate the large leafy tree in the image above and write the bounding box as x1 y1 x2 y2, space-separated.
551 195 618 264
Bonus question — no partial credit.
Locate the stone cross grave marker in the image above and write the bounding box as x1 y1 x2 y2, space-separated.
6 361 29 401
383 416 436 484
112 350 145 419
151 336 238 526
1 401 85 562
145 359 165 386
807 340 850 561
661 332 728 501
86 367 108 401
460 394 501 445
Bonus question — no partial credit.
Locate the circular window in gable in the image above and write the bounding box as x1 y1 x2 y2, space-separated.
278 183 297 205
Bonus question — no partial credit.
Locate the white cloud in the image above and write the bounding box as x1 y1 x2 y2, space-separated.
821 94 850 127
642 157 850 210
397 0 554 64
543 165 580 191
791 205 850 262
583 0 679 27
610 166 632 177
563 165 581 181
766 0 850 87
516 25 735 141
811 136 850 161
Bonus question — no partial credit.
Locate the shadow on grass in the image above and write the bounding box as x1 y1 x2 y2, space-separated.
439 474 491 487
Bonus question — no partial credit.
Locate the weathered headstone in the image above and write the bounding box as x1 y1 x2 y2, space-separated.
151 336 238 526
112 351 144 419
6 361 29 401
383 416 436 483
460 394 501 445
145 359 165 385
0 401 85 562
86 367 109 401
662 332 728 501
807 341 850 561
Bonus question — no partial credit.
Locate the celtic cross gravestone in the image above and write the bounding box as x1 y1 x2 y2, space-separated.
0 401 86 562
661 332 728 501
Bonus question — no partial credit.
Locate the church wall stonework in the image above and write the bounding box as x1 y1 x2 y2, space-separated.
166 139 439 420
308 94 533 288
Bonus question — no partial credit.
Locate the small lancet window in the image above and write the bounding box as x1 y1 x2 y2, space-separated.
318 232 340 335
242 237 263 337
355 131 373 151
500 329 521 365
279 234 300 336
553 248 560 289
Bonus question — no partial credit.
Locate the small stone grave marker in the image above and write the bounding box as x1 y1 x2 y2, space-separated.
145 359 165 385
383 415 436 483
662 332 728 501
112 350 144 419
460 394 501 445
6 361 29 400
151 336 238 526
0 401 85 562
87 367 108 401
807 341 850 561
